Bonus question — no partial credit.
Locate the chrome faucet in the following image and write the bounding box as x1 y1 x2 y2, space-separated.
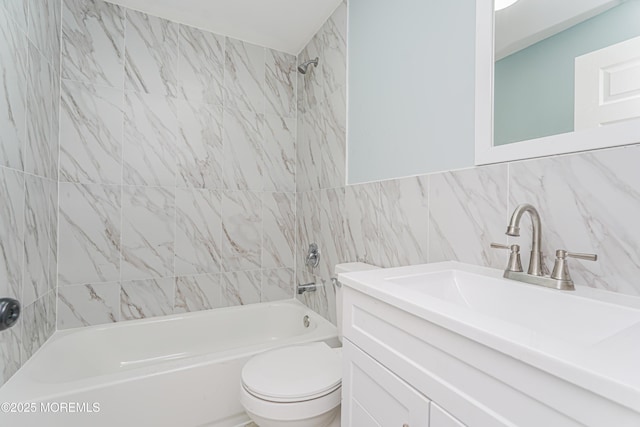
505 204 547 276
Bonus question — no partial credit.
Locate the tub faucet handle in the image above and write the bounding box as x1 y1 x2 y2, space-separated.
305 243 320 269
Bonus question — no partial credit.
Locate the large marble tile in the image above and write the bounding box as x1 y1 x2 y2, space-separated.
61 0 124 88
25 44 55 179
222 190 262 272
60 80 123 184
224 38 264 113
27 0 61 71
123 91 178 186
176 100 222 189
121 277 174 320
261 268 294 302
265 49 296 118
21 291 54 363
0 167 24 300
263 115 295 192
221 270 261 307
318 188 346 282
45 291 55 338
0 10 28 170
50 69 60 181
429 164 509 269
175 274 221 313
124 9 177 96
344 183 381 266
23 175 49 307
3 0 28 31
321 2 347 101
175 188 222 276
121 186 175 280
57 282 120 329
46 179 57 292
177 25 224 105
320 88 346 189
0 317 21 386
222 108 264 191
58 182 121 286
262 192 295 269
296 109 323 192
509 146 640 296
379 175 429 268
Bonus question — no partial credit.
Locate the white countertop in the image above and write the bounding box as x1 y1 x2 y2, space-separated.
339 261 640 413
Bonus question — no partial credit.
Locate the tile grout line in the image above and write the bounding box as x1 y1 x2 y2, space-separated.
53 0 64 334
172 18 181 314
117 7 128 324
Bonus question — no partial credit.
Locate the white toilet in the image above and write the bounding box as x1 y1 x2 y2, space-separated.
240 262 379 427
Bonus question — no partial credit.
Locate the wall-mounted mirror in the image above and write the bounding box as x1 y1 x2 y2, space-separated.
475 0 640 165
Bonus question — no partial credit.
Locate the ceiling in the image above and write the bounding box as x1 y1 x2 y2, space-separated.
107 0 343 55
495 0 623 60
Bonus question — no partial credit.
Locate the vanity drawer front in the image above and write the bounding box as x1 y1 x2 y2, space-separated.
342 287 628 427
343 339 430 427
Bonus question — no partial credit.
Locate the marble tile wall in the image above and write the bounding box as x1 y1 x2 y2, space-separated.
56 0 297 330
299 151 640 325
295 0 640 324
0 0 61 387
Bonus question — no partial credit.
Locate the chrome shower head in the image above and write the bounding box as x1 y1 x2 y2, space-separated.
298 57 319 74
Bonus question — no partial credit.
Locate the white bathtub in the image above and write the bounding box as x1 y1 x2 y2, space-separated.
0 300 337 427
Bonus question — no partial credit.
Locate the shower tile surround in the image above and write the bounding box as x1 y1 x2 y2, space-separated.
55 0 298 332
1 0 640 390
0 0 60 385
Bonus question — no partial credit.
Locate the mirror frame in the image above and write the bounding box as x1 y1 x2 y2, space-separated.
474 0 640 165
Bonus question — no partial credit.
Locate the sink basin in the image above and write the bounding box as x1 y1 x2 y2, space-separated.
386 268 640 347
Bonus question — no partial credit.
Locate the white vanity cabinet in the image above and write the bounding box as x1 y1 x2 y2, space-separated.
340 279 640 427
343 339 463 427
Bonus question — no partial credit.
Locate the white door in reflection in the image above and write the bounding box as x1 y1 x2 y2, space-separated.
575 35 640 130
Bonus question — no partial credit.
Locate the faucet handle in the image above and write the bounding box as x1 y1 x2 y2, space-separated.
490 243 510 250
550 249 598 284
490 243 523 273
561 250 598 262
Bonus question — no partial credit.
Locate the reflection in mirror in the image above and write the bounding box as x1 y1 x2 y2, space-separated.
493 0 640 146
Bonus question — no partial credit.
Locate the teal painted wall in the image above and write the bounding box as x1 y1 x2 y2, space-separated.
347 0 476 184
494 1 640 146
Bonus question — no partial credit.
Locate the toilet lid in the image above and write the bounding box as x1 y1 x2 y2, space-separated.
241 342 342 403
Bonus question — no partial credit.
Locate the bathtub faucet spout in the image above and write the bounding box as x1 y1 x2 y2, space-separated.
297 282 317 295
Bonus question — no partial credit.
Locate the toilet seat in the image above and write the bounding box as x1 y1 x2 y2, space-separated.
241 342 342 403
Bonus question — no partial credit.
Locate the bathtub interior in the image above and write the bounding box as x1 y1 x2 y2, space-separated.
25 300 325 384
0 300 337 407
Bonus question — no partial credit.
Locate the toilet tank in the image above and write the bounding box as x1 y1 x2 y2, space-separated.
334 262 380 342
